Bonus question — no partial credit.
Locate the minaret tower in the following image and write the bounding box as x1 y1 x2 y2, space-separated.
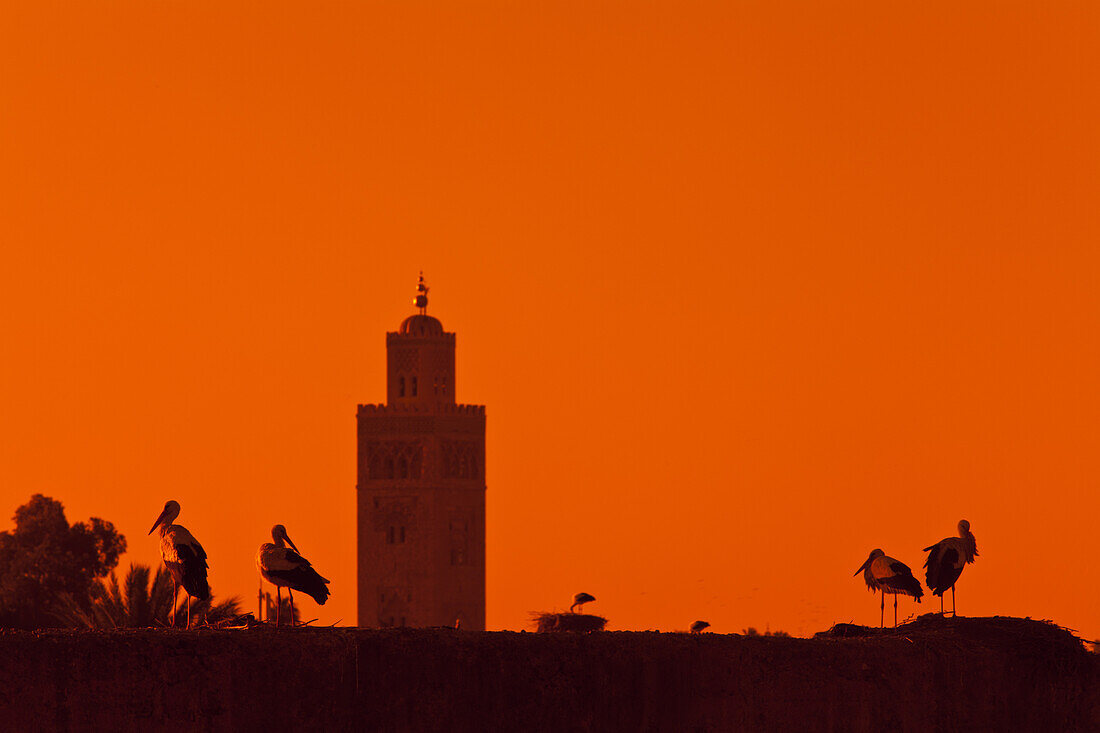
356 274 486 629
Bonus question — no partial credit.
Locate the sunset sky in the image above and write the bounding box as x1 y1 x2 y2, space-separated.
2 2 1098 640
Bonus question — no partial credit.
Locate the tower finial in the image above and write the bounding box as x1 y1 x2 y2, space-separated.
413 271 429 314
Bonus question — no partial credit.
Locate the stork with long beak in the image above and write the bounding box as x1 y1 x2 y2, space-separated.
256 524 331 627
148 500 210 628
854 549 923 628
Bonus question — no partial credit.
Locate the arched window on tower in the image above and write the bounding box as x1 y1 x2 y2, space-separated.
398 456 408 479
441 376 447 396
411 376 418 397
398 376 405 398
384 456 395 479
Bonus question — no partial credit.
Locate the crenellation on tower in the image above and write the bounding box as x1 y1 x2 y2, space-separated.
357 403 485 415
356 276 486 630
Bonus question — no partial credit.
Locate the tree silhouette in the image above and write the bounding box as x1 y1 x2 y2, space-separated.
0 494 126 629
741 627 791 638
54 563 242 629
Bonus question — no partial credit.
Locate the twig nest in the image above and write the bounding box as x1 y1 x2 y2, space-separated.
533 612 608 633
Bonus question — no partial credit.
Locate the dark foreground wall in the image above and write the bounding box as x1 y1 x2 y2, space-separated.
0 616 1096 732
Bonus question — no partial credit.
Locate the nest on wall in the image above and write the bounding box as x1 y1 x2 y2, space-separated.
532 612 608 633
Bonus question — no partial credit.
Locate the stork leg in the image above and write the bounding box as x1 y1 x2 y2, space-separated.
951 585 956 617
288 588 296 627
276 586 282 628
894 593 898 628
171 577 178 627
939 593 944 615
186 593 192 629
879 591 884 628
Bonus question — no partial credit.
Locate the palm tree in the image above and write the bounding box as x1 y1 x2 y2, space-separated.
262 590 301 626
54 563 241 629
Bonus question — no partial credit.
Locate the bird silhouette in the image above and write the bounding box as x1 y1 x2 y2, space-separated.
149 500 210 628
570 592 595 614
854 549 923 627
257 524 330 627
923 519 978 616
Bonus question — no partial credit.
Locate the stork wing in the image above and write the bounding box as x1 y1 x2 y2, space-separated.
284 548 312 567
922 540 947 568
889 561 913 576
189 538 208 563
176 541 209 570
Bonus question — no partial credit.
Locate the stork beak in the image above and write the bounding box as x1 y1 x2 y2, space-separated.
284 533 299 553
853 559 870 576
148 508 169 535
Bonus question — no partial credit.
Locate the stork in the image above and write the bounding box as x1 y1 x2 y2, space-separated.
854 549 923 627
690 620 710 634
256 524 330 627
570 592 595 614
148 500 210 628
923 519 978 616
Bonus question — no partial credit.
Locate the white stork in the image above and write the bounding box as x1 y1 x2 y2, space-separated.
148 500 210 628
923 519 979 616
854 549 924 628
256 524 330 627
570 592 595 614
690 620 710 634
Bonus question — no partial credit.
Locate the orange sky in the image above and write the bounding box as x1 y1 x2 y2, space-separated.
1 2 1098 639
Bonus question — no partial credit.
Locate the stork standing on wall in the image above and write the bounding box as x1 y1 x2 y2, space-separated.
570 592 595 614
854 549 924 628
923 519 979 616
257 524 331 627
148 500 210 628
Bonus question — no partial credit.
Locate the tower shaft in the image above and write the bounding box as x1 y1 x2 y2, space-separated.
356 302 486 629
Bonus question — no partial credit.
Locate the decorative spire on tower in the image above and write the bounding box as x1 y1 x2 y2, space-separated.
413 271 429 314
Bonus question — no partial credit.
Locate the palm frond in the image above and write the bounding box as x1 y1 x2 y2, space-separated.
53 562 241 629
